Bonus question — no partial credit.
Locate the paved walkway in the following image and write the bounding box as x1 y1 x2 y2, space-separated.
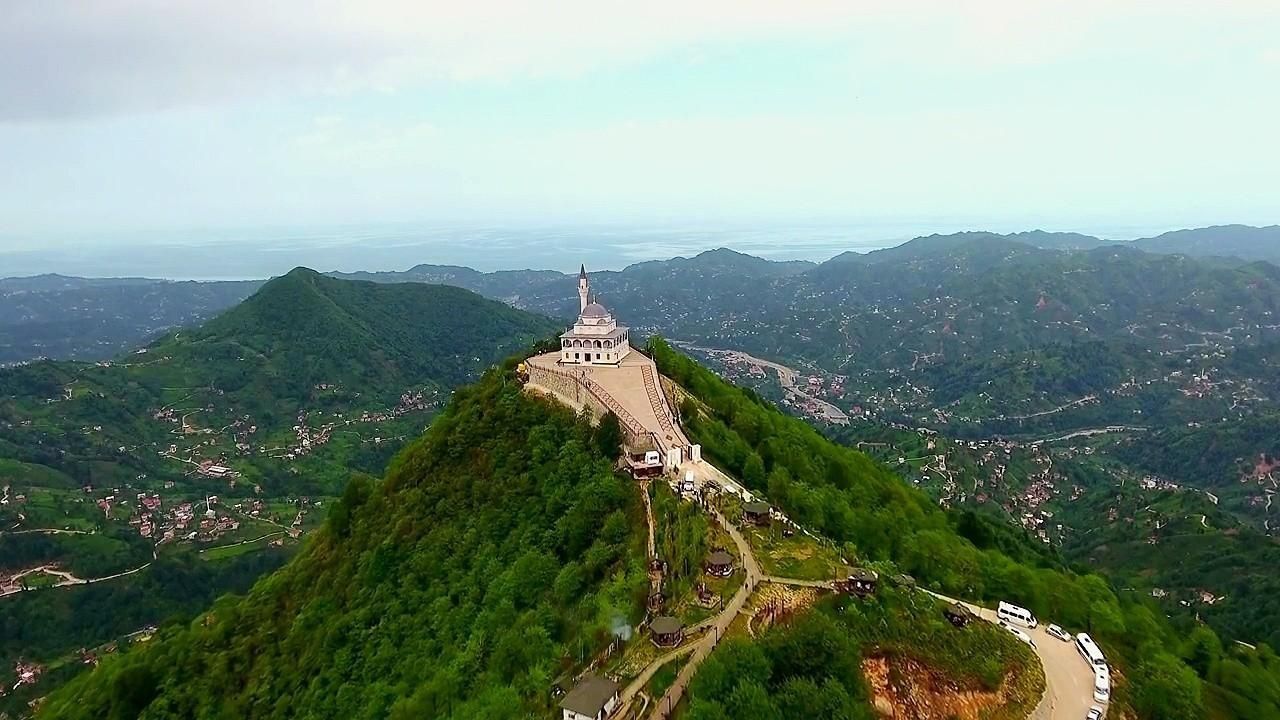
645 504 762 719
621 643 698 713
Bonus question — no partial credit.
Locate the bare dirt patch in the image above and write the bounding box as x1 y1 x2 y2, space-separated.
862 654 1036 720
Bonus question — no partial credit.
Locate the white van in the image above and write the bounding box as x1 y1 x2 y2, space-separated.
1075 632 1108 671
1093 666 1111 704
997 601 1038 629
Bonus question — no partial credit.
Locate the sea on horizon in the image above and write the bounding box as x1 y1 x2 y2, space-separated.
0 219 1175 281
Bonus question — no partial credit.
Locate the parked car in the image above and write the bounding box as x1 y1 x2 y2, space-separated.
1002 623 1036 649
1047 624 1071 642
1086 706 1104 720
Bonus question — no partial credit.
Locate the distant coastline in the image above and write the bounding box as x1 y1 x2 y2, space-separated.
0 219 1267 281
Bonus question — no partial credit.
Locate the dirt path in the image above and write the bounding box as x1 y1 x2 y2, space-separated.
763 575 833 589
641 482 657 562
0 527 94 536
640 481 664 609
198 531 288 554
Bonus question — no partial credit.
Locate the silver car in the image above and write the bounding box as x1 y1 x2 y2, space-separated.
1047 623 1071 642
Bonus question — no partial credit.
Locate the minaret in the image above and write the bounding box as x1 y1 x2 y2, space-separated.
578 264 589 314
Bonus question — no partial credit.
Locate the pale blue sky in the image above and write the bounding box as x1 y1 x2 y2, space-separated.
1 1 1277 252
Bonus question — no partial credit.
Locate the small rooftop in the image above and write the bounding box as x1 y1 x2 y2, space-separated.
650 616 682 636
559 674 620 717
743 501 771 515
707 550 733 566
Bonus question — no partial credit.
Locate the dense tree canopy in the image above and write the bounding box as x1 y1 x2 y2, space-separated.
649 337 1280 719
38 364 647 719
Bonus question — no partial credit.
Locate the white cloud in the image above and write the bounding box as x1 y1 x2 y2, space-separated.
5 0 1277 121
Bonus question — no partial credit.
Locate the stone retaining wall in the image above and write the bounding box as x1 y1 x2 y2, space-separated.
526 362 648 447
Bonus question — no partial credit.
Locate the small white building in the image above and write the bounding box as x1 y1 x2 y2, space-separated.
560 674 621 720
560 265 632 366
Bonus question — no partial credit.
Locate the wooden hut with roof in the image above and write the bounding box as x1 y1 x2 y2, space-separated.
558 674 621 720
742 501 771 526
705 549 734 578
624 433 663 479
649 616 684 648
837 568 879 598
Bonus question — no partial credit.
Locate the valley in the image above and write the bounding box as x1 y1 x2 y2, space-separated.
6 227 1280 719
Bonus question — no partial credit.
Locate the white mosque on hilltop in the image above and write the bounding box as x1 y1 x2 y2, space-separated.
559 265 632 366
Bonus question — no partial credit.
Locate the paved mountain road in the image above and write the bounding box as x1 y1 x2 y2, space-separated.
925 591 1104 720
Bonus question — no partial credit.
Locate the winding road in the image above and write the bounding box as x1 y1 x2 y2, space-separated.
923 591 1104 719
678 461 1102 720
672 344 849 424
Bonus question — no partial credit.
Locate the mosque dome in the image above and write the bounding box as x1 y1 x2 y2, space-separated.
582 302 610 318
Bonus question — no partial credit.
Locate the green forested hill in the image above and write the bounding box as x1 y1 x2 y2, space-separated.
0 271 560 714
37 364 647 720
649 338 1280 720
169 267 561 410
1132 225 1280 264
34 343 1280 720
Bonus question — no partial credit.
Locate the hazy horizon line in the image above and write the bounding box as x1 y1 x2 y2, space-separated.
1 219 1275 282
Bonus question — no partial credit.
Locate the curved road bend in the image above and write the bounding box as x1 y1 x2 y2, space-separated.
924 591 1103 720
682 462 1100 720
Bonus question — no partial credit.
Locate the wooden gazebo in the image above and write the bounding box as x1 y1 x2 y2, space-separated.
649 616 684 648
705 549 734 578
838 568 879 598
742 501 771 526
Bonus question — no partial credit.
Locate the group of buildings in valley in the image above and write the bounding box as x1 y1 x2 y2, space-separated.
0 661 43 697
